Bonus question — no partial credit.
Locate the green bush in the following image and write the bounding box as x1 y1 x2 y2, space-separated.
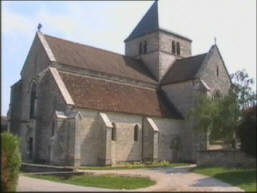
1 132 21 192
238 106 256 156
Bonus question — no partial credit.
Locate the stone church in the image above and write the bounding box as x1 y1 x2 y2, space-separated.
8 2 231 166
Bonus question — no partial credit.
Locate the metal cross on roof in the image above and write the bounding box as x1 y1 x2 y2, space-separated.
37 23 42 32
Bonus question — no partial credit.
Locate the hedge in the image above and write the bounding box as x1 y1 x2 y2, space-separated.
238 106 256 157
1 132 21 192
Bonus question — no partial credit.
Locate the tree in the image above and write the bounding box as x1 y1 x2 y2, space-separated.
238 106 256 156
189 91 240 145
230 69 257 110
1 132 21 192
189 69 256 147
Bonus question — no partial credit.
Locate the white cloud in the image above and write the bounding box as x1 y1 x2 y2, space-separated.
2 8 34 37
1 1 256 116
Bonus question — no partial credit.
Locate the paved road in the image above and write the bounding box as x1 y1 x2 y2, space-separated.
17 175 115 192
17 165 243 192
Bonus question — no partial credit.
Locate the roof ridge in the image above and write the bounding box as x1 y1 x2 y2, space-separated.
159 28 192 42
177 53 207 61
43 33 138 60
58 70 156 90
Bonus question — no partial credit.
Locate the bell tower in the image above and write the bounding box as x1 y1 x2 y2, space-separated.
125 1 192 81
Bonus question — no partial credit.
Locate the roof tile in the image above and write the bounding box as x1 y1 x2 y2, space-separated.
161 53 207 84
44 35 156 84
59 71 181 118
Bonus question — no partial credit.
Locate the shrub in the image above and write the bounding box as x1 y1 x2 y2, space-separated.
238 106 256 156
152 160 170 167
1 132 21 192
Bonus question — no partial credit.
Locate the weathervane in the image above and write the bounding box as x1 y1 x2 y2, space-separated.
37 23 42 32
214 37 217 45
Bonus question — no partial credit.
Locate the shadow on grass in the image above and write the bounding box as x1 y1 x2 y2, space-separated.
192 176 232 187
193 167 256 191
213 170 256 187
151 166 191 174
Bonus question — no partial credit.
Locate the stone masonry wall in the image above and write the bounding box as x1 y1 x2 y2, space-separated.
159 52 176 81
140 52 159 81
198 47 231 95
75 108 189 165
152 117 185 162
125 32 159 80
104 112 143 164
162 80 197 117
125 31 192 81
159 32 191 58
142 118 154 161
35 71 66 163
9 81 23 135
51 118 76 166
197 150 256 168
10 35 52 163
125 32 159 57
76 110 105 166
20 35 51 123
74 109 143 166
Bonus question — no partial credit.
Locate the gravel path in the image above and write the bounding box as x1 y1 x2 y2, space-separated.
17 175 115 192
17 165 243 192
78 165 244 192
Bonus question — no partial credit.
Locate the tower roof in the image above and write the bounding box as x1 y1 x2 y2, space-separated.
125 1 159 42
125 1 191 42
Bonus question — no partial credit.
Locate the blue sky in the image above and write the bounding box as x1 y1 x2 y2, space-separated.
1 0 256 116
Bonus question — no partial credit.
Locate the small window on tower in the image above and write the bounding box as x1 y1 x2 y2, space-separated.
176 42 180 56
172 40 176 54
112 123 116 141
216 66 219 77
30 82 37 119
139 42 143 55
134 125 139 141
143 40 147 54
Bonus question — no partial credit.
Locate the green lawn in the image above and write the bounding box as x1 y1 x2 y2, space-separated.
24 173 155 190
192 167 256 192
80 161 191 170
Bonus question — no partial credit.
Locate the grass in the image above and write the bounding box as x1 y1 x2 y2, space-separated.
80 161 191 170
24 173 155 190
192 166 257 192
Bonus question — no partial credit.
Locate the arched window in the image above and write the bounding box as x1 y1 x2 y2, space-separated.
216 66 219 77
139 42 143 55
172 40 176 54
30 82 37 118
111 123 116 141
134 125 139 141
143 40 147 54
176 42 180 56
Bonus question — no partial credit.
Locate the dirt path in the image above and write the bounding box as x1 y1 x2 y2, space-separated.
17 175 116 192
78 165 244 192
17 165 243 192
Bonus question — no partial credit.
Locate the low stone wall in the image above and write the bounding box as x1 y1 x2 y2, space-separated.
21 163 75 173
197 150 256 168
